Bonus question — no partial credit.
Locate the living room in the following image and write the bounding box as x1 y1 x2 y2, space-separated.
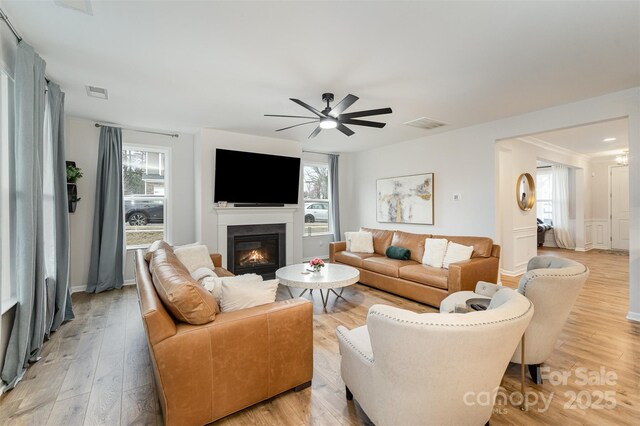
1 1 639 425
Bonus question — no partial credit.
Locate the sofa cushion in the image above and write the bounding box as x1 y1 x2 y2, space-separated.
362 256 418 278
145 240 173 263
361 227 394 255
174 244 216 273
422 238 448 268
386 245 411 260
399 264 449 290
345 231 374 253
391 231 431 263
334 251 378 268
433 235 493 258
219 278 279 313
442 241 474 269
150 249 219 324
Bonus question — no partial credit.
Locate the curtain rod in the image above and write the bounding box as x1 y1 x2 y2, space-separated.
95 123 179 138
0 8 22 42
303 150 339 156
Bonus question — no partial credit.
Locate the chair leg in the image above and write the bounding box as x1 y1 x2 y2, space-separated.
294 381 311 392
528 364 543 384
345 386 353 401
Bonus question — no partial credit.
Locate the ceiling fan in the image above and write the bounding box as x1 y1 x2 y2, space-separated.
265 93 392 138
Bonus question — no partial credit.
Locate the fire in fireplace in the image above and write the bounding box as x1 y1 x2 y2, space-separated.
227 224 286 279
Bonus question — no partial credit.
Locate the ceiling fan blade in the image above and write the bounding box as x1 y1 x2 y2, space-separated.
265 114 319 119
276 121 318 132
308 126 322 138
339 107 393 120
290 98 325 118
340 119 386 128
329 94 359 118
336 123 355 136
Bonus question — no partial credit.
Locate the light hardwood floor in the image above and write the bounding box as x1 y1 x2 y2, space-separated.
0 248 638 425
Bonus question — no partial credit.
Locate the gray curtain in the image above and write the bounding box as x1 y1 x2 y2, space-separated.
48 82 74 330
87 126 124 293
328 154 341 241
1 42 47 388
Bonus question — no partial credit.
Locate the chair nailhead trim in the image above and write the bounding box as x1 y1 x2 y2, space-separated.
336 328 374 363
368 301 533 327
521 267 588 296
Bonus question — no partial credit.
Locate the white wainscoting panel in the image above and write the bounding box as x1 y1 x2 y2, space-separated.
588 218 610 250
503 226 538 276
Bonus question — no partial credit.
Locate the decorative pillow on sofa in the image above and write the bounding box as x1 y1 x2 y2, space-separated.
422 238 448 268
345 231 374 253
191 267 218 282
150 249 219 324
174 244 215 273
201 273 262 303
386 246 411 260
144 240 173 263
442 241 474 269
220 278 279 312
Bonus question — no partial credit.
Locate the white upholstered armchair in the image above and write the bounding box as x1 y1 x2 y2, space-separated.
440 255 589 384
336 288 533 426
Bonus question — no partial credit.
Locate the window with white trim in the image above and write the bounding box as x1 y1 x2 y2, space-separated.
536 168 553 225
303 161 332 236
122 146 169 248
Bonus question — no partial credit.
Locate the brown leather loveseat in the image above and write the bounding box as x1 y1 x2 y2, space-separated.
134 248 313 425
329 228 500 308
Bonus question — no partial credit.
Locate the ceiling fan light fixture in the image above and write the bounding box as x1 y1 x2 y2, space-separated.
319 117 337 129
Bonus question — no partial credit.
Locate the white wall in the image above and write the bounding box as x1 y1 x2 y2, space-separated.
193 128 305 263
496 137 592 273
345 87 640 320
65 116 195 290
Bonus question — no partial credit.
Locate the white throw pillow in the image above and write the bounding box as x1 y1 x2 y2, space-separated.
345 231 374 253
201 273 263 303
191 267 217 282
442 242 474 269
220 278 279 312
422 238 448 268
173 244 214 273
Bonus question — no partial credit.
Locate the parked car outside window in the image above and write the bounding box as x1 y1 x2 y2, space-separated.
304 202 329 223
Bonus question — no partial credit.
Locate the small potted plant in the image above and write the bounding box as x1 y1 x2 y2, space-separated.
309 257 325 273
66 164 83 183
66 163 83 213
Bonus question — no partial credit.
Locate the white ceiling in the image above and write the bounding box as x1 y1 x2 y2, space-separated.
3 1 639 152
532 118 629 157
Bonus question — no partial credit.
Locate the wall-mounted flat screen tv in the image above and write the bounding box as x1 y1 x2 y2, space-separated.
214 149 301 205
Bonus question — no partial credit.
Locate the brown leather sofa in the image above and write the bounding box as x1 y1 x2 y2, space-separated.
134 249 313 426
329 228 500 308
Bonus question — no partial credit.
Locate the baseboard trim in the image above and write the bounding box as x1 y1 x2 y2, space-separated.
626 311 640 323
500 267 527 277
70 280 136 294
302 256 329 263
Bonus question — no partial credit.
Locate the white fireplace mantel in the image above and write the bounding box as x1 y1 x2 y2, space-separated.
214 207 298 268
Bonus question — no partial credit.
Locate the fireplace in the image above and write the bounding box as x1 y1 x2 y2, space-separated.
227 224 286 279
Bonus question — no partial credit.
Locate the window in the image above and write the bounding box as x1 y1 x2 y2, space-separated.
303 161 332 236
123 146 169 248
536 169 553 224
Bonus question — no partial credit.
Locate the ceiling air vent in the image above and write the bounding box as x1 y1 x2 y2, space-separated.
85 85 108 100
403 117 446 130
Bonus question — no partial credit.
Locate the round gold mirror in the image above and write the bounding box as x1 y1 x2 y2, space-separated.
516 173 536 211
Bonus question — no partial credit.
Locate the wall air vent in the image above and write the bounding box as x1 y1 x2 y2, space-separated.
85 85 108 100
403 117 447 130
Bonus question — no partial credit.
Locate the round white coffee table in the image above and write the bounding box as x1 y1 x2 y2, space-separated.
276 263 360 310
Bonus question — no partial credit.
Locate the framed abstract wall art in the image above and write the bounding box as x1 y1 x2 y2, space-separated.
376 173 434 225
